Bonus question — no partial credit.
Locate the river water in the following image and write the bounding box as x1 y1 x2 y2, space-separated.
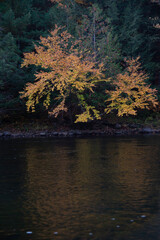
0 136 160 240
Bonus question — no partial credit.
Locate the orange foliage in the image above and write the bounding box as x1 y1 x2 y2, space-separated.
20 26 103 122
105 57 158 116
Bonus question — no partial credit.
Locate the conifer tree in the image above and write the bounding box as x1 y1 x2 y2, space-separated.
0 0 58 118
106 0 160 82
0 32 24 113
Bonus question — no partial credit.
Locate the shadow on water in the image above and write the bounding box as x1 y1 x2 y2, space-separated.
0 136 160 240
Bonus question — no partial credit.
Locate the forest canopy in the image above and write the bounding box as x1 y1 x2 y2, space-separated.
0 0 160 123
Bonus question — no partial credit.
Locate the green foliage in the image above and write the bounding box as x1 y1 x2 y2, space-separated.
0 0 159 123
106 0 160 82
0 32 24 110
0 0 57 116
76 4 108 58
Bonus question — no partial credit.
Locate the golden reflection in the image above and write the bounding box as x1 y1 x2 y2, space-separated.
22 137 160 239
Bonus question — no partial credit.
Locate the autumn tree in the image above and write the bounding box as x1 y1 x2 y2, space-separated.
20 26 104 123
105 57 158 116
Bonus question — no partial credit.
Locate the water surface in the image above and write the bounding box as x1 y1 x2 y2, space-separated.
0 136 160 240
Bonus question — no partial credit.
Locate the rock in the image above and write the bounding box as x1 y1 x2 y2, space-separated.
3 131 11 136
122 123 128 128
140 127 154 133
63 132 68 137
115 130 123 135
155 129 160 133
129 123 138 129
11 133 22 138
67 130 82 136
89 233 93 236
68 132 74 137
115 123 121 129
24 133 33 138
83 130 91 135
26 231 32 234
99 131 105 135
39 132 46 136
52 132 58 136
73 130 82 135
58 131 68 137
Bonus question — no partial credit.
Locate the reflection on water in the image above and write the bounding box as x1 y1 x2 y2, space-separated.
0 136 160 240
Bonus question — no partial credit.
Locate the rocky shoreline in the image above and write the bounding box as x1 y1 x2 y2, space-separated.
0 125 160 139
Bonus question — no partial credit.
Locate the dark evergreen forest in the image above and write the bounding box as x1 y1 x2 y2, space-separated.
0 0 160 126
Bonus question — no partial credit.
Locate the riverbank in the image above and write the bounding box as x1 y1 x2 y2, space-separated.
1 124 160 139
